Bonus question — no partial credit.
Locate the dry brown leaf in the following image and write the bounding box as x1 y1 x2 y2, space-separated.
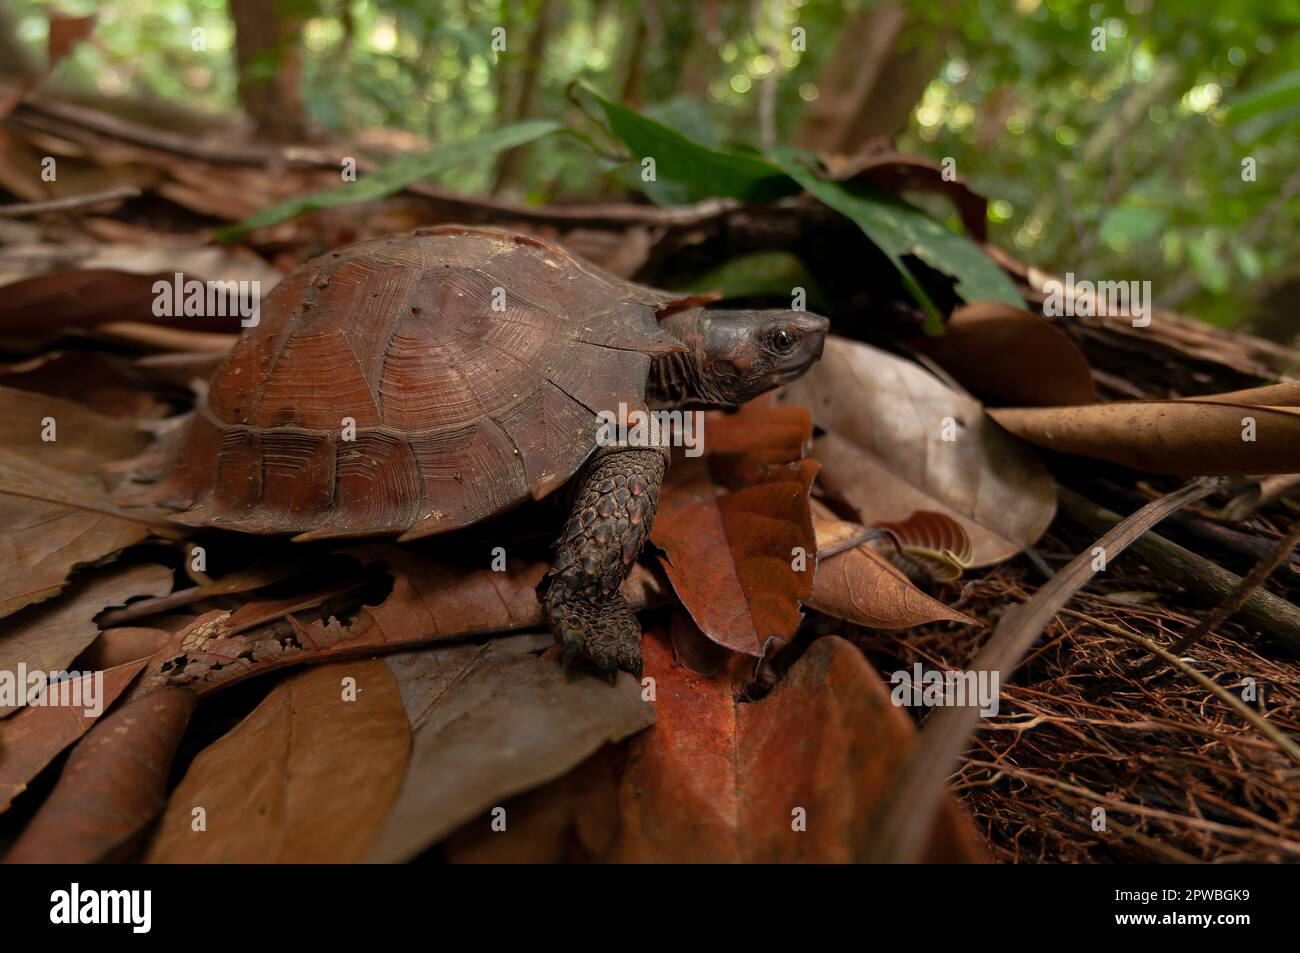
653 456 818 655
780 335 1055 566
131 548 664 699
874 510 975 581
4 687 195 863
365 633 655 862
144 661 408 863
445 631 986 863
77 625 171 670
809 512 975 628
0 564 172 716
914 302 1096 406
990 397 1300 475
0 387 172 618
0 660 147 813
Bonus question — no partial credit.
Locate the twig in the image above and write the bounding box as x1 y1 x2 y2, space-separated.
1058 486 1300 654
862 477 1223 863
1148 516 1300 665
0 185 140 218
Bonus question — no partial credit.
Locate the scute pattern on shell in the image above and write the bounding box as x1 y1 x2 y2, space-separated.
159 226 691 540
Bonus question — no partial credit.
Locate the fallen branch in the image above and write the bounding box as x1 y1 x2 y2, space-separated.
1058 486 1300 654
0 185 140 218
1153 515 1300 664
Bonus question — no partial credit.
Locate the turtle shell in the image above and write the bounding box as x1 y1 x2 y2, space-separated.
162 225 694 541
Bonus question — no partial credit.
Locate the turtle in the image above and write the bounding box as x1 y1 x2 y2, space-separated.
158 225 828 678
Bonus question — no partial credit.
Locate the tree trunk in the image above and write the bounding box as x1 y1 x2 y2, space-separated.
796 2 947 157
491 0 555 195
228 0 310 143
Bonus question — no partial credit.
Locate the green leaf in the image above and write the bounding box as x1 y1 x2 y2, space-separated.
1224 70 1300 125
592 93 797 203
770 148 1024 334
682 251 828 310
215 120 563 240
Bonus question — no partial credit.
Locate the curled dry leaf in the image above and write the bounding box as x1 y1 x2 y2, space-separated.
444 631 985 863
4 687 195 864
145 661 408 863
653 456 819 655
779 335 1055 566
990 390 1300 475
874 510 975 582
809 509 976 629
0 660 149 814
365 633 655 863
0 563 172 716
913 302 1096 407
0 246 281 348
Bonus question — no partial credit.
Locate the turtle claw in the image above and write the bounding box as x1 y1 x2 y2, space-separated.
543 584 643 682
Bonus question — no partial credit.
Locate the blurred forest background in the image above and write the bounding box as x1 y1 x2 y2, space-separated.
2 0 1299 336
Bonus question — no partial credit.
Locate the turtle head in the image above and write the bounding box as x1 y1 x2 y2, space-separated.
654 308 828 408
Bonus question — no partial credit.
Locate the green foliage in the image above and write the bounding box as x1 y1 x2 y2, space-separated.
682 251 828 310
591 93 796 203
585 89 1023 331
906 0 1300 328
214 119 561 238
771 148 1025 333
7 0 1300 333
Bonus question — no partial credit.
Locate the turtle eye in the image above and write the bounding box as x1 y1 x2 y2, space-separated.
770 327 797 353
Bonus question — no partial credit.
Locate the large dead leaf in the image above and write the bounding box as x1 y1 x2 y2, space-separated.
144 661 408 863
445 631 985 863
0 660 147 813
132 548 664 698
990 389 1300 474
914 302 1096 406
653 456 818 655
4 687 194 863
364 633 655 862
809 511 976 628
779 335 1055 566
0 386 172 618
0 563 172 716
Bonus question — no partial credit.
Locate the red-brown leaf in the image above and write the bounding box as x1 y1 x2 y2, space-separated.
653 456 818 655
445 630 986 863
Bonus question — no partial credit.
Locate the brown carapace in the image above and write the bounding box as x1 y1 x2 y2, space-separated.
162 225 696 540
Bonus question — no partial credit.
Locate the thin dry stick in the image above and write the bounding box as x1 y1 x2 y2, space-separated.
1061 608 1300 764
862 477 1224 863
0 185 141 217
1146 516 1300 665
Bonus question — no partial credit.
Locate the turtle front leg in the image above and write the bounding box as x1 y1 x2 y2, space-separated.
540 445 668 681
